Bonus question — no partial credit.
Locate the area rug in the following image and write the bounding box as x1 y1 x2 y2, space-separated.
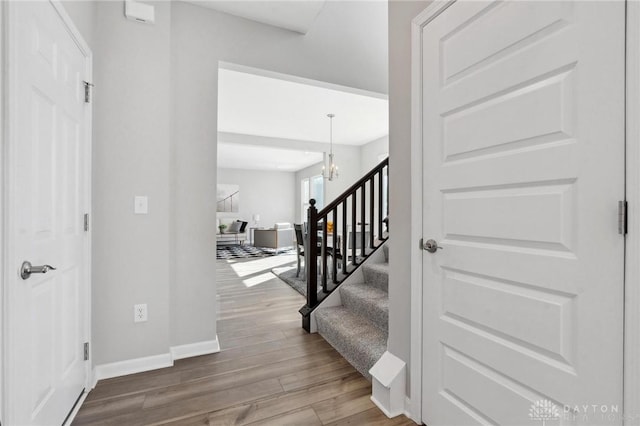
272 265 323 297
216 245 295 260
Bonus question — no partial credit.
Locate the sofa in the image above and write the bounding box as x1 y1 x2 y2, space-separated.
217 218 248 245
253 223 294 253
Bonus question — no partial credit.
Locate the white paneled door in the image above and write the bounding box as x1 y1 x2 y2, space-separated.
419 1 625 425
6 1 91 425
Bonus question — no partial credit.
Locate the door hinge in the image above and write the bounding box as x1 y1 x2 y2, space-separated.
84 213 89 232
84 342 90 361
83 81 94 103
619 200 628 235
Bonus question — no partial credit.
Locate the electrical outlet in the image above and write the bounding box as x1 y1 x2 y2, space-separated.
134 304 148 322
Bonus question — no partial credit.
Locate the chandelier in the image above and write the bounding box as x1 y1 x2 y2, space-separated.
322 113 339 181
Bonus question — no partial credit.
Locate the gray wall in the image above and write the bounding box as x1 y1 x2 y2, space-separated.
170 0 387 350
217 168 296 229
294 144 363 222
91 1 173 364
387 0 430 395
61 0 388 366
360 135 389 175
60 1 96 48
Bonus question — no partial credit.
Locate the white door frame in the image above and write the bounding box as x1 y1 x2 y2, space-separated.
0 1 93 423
409 1 640 424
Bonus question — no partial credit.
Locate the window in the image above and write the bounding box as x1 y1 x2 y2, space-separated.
301 175 324 222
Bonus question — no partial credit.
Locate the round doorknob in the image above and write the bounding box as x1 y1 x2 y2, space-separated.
423 239 442 253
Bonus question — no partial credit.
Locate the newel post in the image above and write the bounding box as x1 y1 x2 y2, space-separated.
300 199 318 332
307 199 318 307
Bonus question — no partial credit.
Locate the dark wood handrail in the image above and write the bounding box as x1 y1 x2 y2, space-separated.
317 157 388 216
299 157 389 332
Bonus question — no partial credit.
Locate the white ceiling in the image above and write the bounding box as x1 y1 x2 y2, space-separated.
218 143 323 172
217 68 389 146
181 1 326 34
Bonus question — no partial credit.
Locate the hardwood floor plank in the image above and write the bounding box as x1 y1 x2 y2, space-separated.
144 349 344 409
278 361 356 392
73 256 414 425
244 407 322 426
73 394 146 425
97 378 284 425
324 407 416 426
84 369 181 404
312 387 377 424
179 342 336 383
204 372 370 426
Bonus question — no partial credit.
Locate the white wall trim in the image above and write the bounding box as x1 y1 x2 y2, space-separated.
92 337 221 387
50 0 94 393
409 2 458 424
2 1 93 423
93 353 173 383
625 1 640 423
404 396 412 419
0 2 6 423
407 0 455 424
219 61 388 101
170 337 220 361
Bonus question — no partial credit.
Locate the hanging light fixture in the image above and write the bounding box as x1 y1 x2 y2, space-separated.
322 113 339 181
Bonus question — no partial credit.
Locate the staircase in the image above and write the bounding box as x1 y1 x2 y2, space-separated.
299 157 389 380
315 245 389 379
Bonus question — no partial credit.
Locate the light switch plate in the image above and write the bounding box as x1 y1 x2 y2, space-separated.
134 196 148 214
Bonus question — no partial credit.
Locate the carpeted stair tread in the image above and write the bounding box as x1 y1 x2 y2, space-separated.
362 262 389 292
315 306 387 380
339 282 388 332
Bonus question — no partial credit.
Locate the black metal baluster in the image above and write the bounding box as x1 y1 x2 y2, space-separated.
321 215 328 293
307 199 318 307
332 207 338 284
369 177 374 248
351 192 357 265
342 201 347 272
378 169 383 240
361 183 366 257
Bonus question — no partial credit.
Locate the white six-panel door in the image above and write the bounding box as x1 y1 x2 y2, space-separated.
419 1 625 424
6 1 91 424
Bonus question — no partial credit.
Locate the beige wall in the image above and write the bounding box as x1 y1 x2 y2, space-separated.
387 0 430 396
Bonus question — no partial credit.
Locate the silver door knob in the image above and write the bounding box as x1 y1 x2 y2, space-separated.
423 239 442 253
20 261 56 280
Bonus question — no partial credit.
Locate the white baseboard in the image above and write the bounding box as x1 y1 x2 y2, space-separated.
91 337 221 386
170 337 220 361
90 369 98 389
371 395 404 418
94 353 173 382
404 396 413 421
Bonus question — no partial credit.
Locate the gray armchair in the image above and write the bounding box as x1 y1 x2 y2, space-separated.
253 223 294 253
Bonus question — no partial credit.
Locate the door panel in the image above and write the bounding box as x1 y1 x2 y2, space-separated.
421 1 625 425
8 1 89 424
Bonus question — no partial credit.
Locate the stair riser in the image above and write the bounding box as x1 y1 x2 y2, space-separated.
362 267 388 292
340 288 388 333
315 310 386 380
